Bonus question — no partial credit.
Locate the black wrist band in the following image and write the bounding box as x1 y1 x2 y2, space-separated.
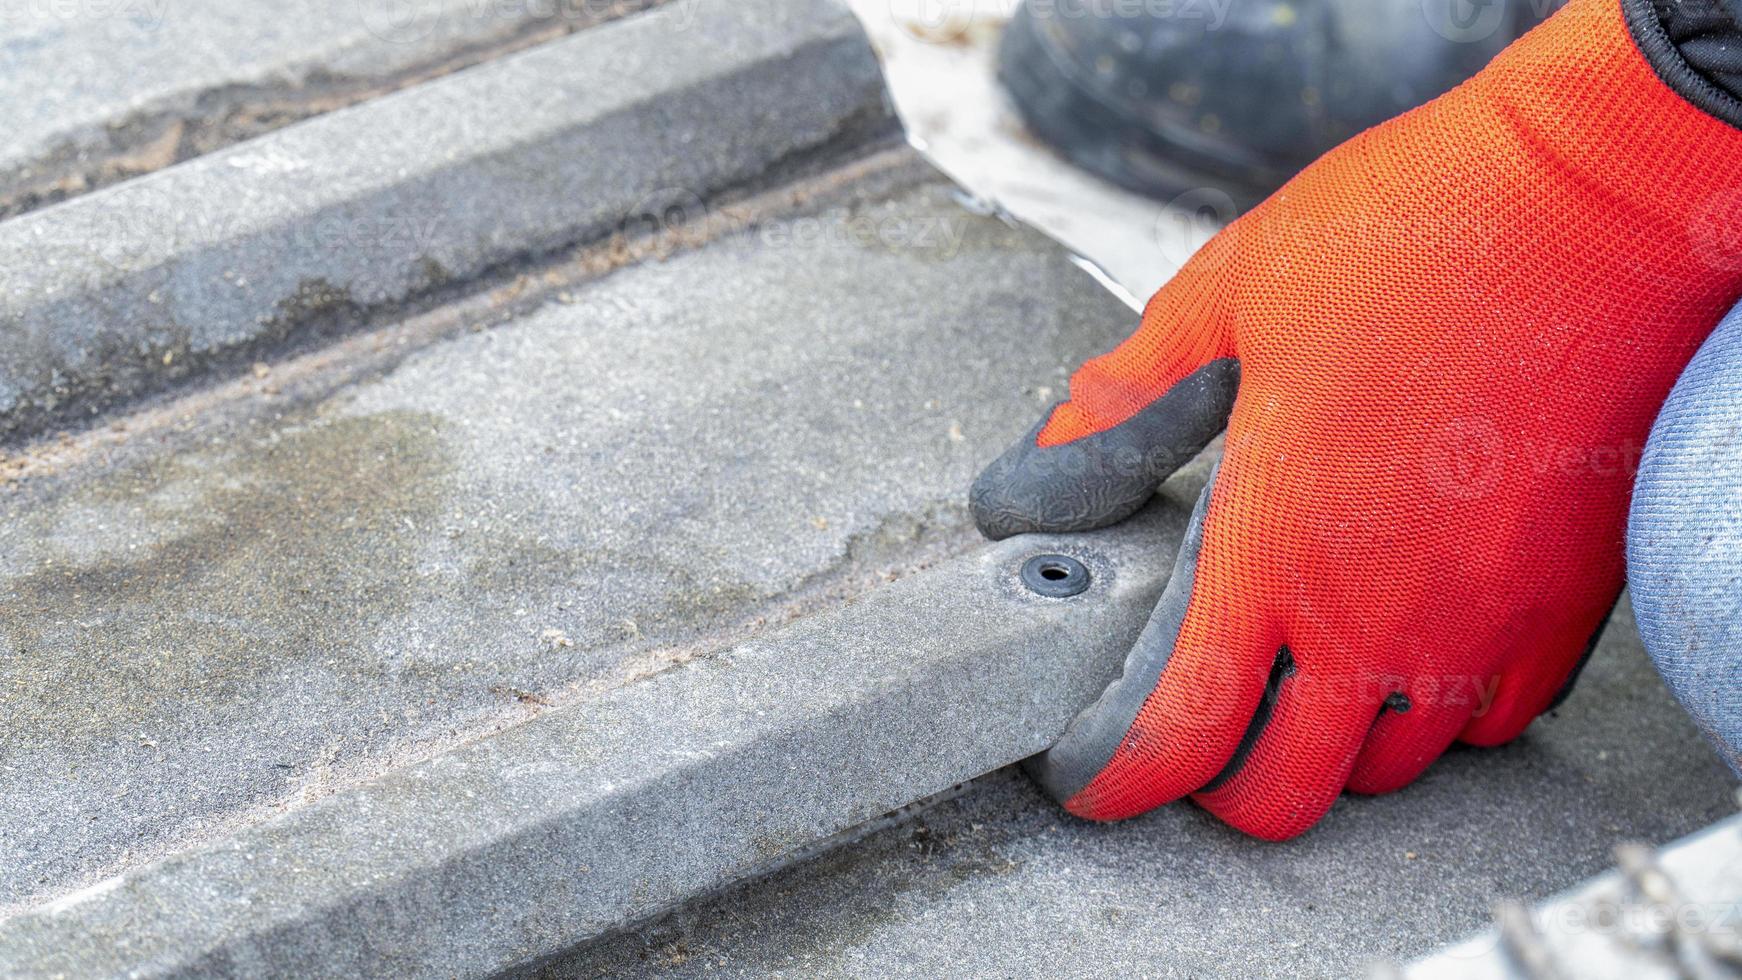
1621 0 1742 128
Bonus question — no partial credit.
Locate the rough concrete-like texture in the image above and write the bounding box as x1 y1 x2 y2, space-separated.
0 495 1186 978
0 0 666 215
0 0 894 441
531 599 1741 979
0 174 1134 923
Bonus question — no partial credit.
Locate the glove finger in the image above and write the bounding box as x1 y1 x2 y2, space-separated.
1189 664 1378 841
972 250 1240 541
1346 698 1475 796
1458 669 1570 747
1457 676 1538 748
1024 463 1278 821
971 360 1238 540
1542 591 1621 712
1459 598 1617 747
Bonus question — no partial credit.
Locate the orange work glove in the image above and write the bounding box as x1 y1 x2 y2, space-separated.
972 0 1742 840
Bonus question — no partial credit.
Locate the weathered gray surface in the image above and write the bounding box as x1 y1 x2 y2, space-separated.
0 173 1134 922
6 3 1729 973
0 0 893 441
533 599 1742 979
0 0 666 214
0 494 1187 979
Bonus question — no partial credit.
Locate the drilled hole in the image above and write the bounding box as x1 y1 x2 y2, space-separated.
1020 554 1090 597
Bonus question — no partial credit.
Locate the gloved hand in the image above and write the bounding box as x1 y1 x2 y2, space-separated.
972 0 1742 840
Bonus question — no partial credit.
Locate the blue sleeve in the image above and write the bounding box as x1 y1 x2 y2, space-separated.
1628 297 1742 777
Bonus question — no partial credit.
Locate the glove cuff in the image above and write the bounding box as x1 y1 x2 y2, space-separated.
1463 0 1742 233
1622 0 1742 128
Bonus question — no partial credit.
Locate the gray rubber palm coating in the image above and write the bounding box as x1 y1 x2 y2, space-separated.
969 359 1239 540
1023 463 1220 802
